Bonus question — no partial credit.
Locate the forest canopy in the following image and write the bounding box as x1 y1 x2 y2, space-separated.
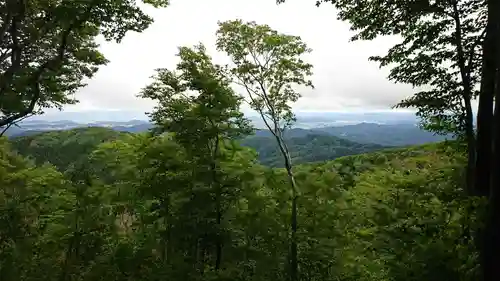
2 0 500 280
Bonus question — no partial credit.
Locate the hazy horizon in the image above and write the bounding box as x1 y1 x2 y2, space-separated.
55 0 420 114
26 109 419 125
26 0 480 122
8 0 480 127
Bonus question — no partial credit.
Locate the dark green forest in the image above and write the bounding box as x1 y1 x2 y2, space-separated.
10 128 387 169
10 128 126 171
1 0 500 280
0 127 483 281
241 133 385 167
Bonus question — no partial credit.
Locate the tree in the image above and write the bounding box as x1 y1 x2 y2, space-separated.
140 43 252 276
216 19 313 281
2 123 482 280
0 0 169 128
277 0 486 194
276 0 500 279
0 137 74 280
478 0 500 279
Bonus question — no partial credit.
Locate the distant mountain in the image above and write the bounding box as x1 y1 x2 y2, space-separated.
252 123 449 147
242 133 386 167
22 110 419 126
28 110 149 123
314 122 451 146
10 127 387 169
253 128 329 138
111 122 153 133
4 119 449 147
2 120 154 138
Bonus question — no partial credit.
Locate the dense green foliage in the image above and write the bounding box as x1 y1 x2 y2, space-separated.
291 0 485 195
1 131 483 280
2 42 484 279
0 0 169 127
10 127 127 171
10 128 386 169
275 0 500 278
242 133 385 167
217 21 315 280
2 1 496 279
301 0 484 139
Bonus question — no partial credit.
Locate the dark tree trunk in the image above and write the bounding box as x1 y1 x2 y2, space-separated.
475 1 497 197
215 209 222 270
480 0 500 279
286 159 298 281
274 133 298 281
482 83 500 281
452 0 477 194
210 133 222 271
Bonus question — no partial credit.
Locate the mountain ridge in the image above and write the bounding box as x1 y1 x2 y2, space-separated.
9 127 387 169
3 119 449 147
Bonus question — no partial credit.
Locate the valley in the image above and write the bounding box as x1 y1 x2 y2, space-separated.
7 119 450 169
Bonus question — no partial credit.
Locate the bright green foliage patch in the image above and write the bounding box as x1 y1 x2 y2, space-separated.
0 133 482 281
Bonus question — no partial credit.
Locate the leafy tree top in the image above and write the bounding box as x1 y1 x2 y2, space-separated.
0 0 169 127
277 0 485 136
140 43 253 155
216 19 314 134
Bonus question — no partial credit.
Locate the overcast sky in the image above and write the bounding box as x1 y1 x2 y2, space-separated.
60 0 416 114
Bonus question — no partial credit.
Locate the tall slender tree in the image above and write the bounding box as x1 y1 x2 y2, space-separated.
479 0 500 279
216 20 314 281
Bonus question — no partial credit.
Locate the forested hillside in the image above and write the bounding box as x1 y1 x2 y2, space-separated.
10 128 384 168
241 133 385 166
6 121 448 147
0 132 482 280
1 0 499 280
10 127 128 171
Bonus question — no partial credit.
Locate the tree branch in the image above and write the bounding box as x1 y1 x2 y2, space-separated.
0 0 26 95
0 0 13 43
236 75 277 136
465 27 487 77
0 1 98 127
248 48 282 130
0 112 33 136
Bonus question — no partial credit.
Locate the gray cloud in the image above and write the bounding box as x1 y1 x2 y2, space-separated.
63 0 416 114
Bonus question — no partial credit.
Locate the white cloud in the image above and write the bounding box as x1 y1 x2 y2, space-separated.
62 0 416 114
